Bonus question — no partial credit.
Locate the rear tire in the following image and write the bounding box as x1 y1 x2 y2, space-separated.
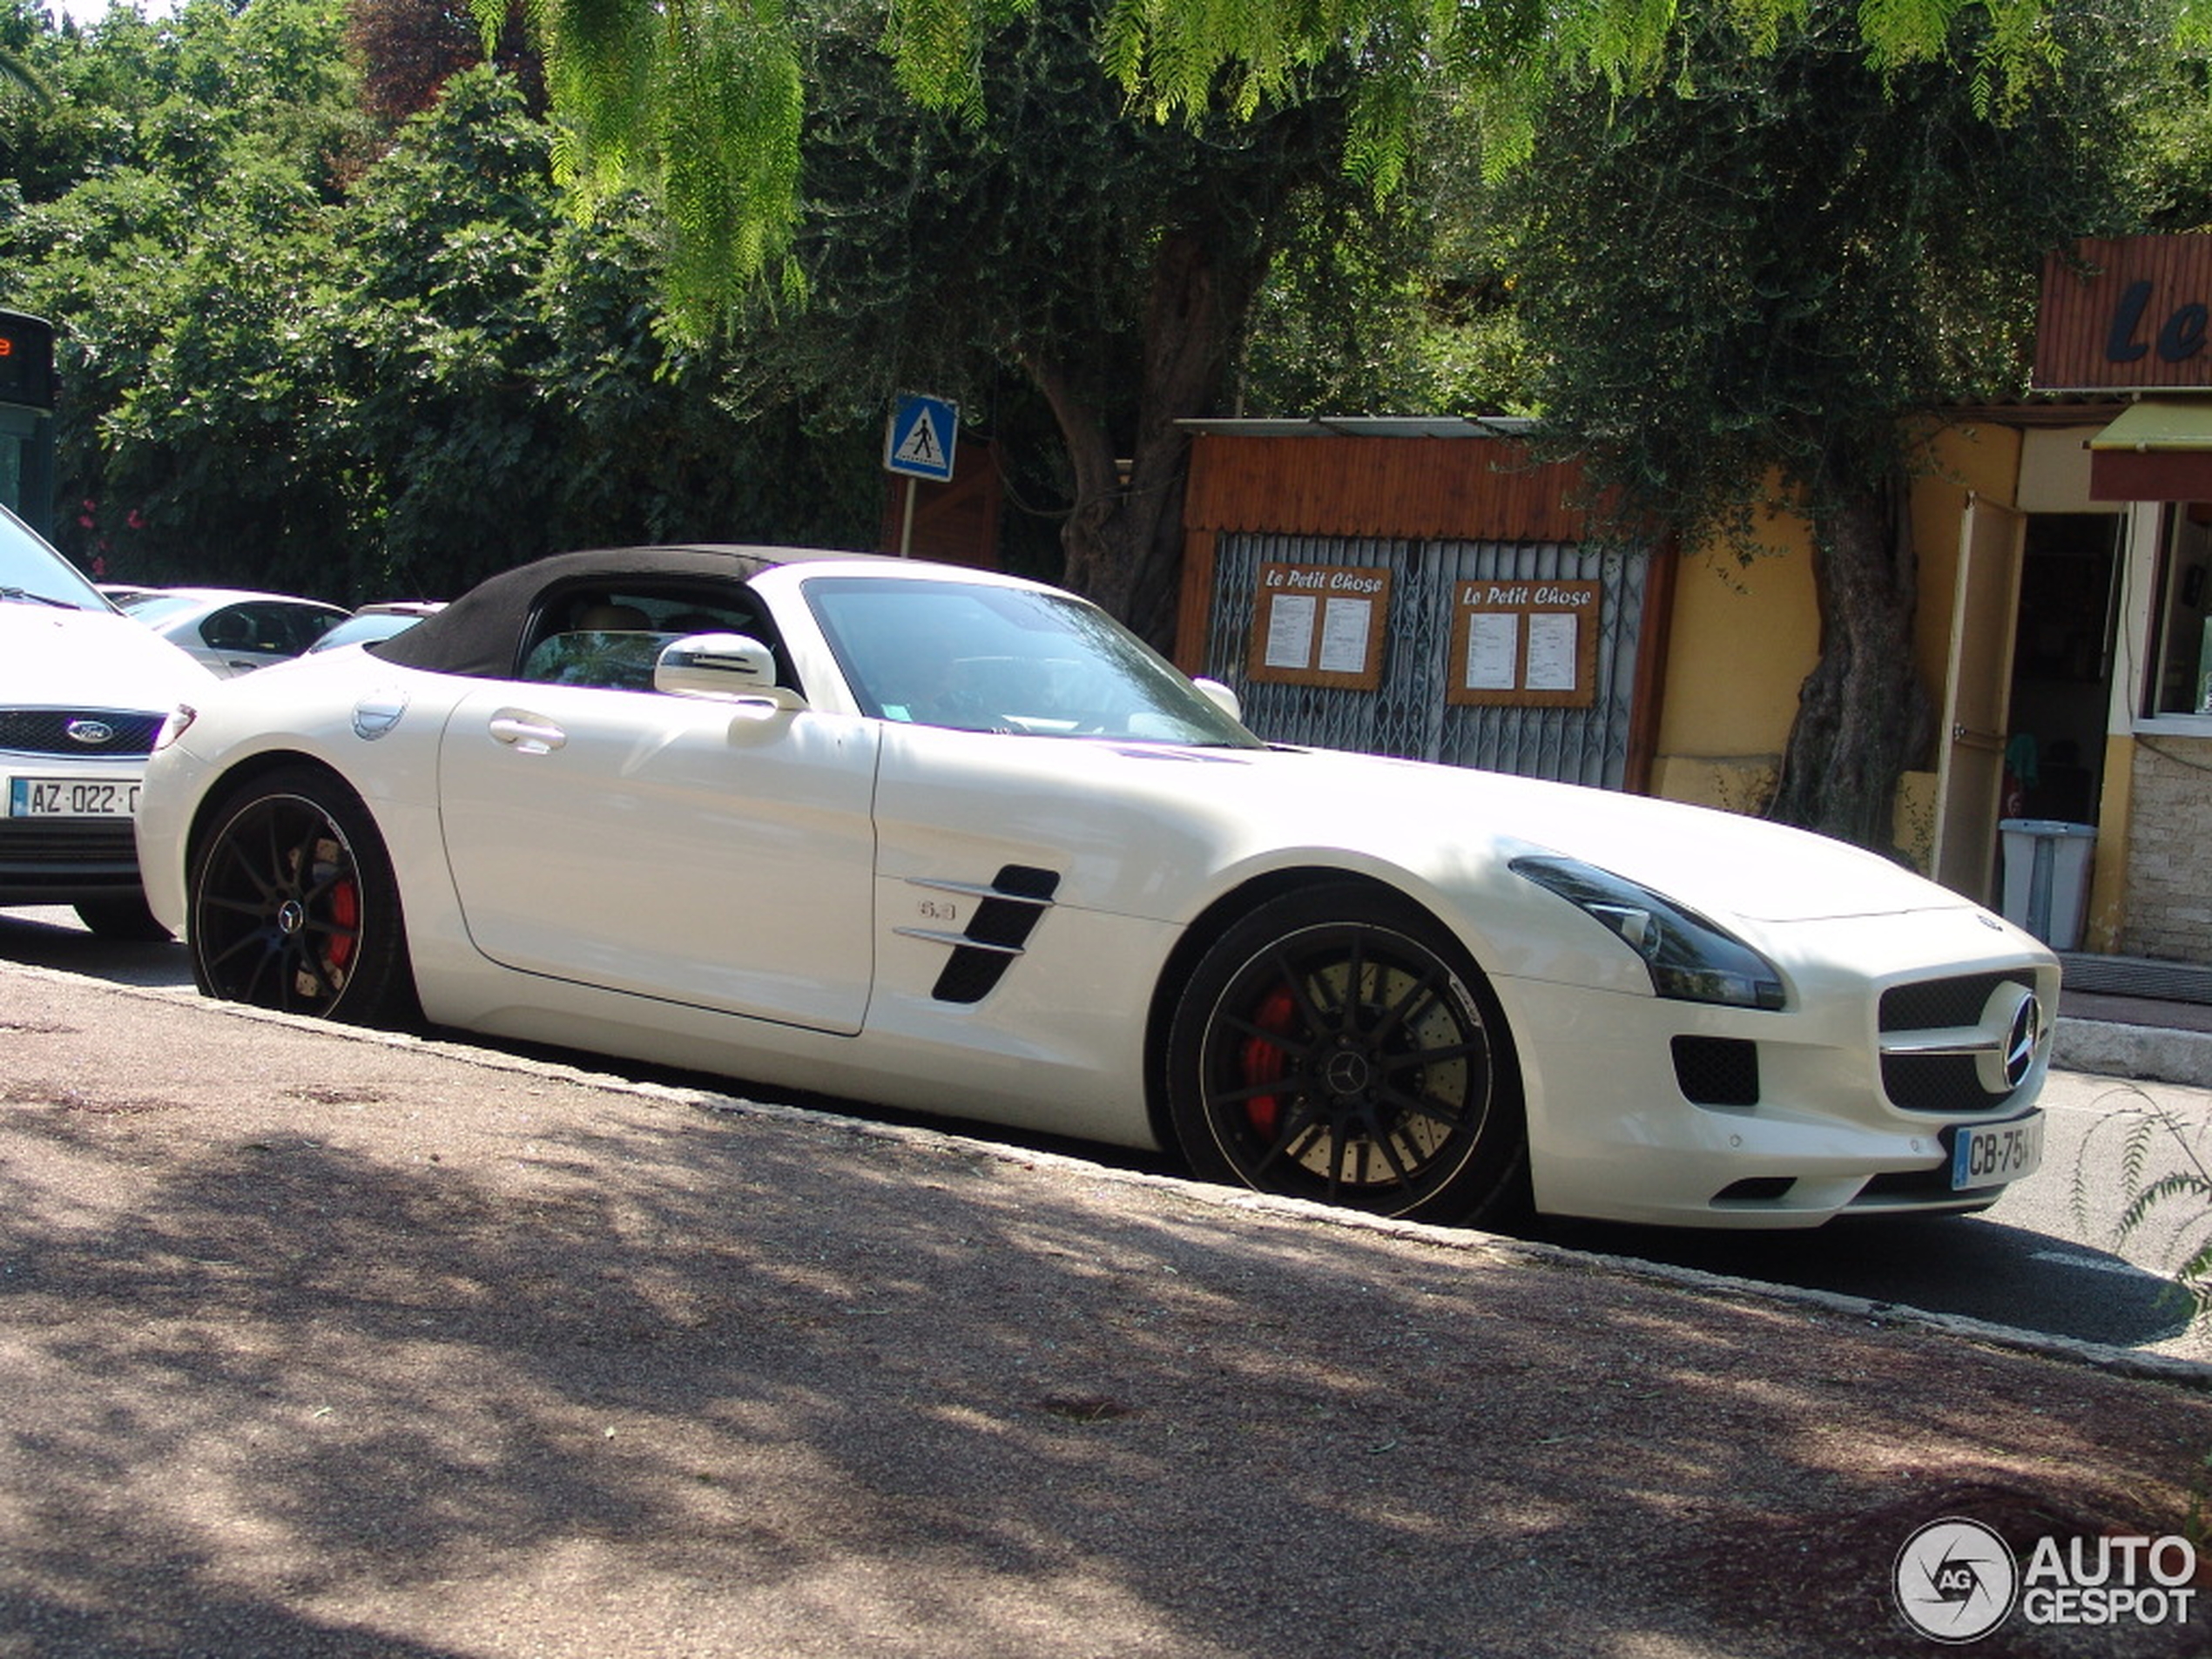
1166 884 1527 1225
187 765 417 1024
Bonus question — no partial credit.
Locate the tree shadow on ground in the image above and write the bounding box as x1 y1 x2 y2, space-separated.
0 1077 2205 1659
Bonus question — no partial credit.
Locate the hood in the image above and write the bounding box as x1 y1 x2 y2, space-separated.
1239 746 1971 925
0 602 215 711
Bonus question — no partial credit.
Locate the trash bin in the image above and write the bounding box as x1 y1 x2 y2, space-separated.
1998 819 2097 950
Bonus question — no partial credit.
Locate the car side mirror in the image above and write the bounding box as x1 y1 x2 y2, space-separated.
1192 676 1242 723
655 633 806 709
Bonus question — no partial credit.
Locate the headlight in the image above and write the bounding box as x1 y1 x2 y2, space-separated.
1509 854 1785 1010
152 704 197 752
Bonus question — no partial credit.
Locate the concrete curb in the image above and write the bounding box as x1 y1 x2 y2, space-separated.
37 962 2212 1397
2055 1015 2212 1092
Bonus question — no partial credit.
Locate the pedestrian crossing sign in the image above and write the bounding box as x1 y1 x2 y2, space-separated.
884 393 959 483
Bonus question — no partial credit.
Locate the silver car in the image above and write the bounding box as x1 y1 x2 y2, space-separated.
118 586 348 676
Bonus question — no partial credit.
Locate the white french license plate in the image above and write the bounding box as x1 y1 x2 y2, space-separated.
7 777 140 818
1950 1112 2044 1190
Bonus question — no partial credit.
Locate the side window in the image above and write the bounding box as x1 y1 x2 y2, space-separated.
200 604 257 652
518 586 786 693
284 605 341 652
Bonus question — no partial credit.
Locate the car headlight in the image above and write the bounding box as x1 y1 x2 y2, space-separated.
1508 854 1785 1010
152 704 197 752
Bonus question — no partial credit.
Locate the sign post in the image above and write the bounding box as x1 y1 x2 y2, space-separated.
883 393 960 556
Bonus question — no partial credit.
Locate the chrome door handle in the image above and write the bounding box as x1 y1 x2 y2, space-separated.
489 711 566 754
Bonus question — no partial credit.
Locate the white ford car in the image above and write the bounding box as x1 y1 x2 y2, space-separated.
135 545 2058 1229
0 509 212 937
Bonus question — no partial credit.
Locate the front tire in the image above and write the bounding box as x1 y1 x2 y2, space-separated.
187 765 417 1025
1166 885 1526 1225
74 891 172 941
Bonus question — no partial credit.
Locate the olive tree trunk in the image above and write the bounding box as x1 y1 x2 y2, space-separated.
1765 460 1938 854
1029 225 1258 651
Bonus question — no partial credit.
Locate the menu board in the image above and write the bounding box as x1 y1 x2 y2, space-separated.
1447 580 1601 708
1246 563 1392 691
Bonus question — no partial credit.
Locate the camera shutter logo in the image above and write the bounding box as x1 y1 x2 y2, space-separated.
1895 1518 2020 1642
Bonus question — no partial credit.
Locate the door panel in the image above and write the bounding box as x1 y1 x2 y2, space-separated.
1934 497 2025 903
439 682 880 1033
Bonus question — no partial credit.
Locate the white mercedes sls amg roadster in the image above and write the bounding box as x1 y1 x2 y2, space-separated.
136 546 2059 1229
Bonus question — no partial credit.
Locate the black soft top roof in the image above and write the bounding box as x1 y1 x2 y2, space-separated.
368 544 873 678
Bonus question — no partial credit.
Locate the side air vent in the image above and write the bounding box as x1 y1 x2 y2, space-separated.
898 865 1062 1005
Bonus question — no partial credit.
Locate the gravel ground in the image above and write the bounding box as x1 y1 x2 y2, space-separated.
0 963 2207 1659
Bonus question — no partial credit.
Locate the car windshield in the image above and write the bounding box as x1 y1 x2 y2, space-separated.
116 591 208 624
0 510 104 610
806 575 1260 747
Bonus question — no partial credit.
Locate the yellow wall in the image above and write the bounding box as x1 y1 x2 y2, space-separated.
1647 494 1817 814
1647 423 2026 875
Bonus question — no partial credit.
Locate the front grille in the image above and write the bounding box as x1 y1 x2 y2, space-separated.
1878 971 2039 1116
0 709 165 759
1879 973 2025 1033
1881 1054 2005 1116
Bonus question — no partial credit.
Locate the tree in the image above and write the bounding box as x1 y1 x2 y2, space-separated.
0 0 372 589
1507 4 2154 849
502 0 2188 847
756 0 1367 642
345 0 540 129
321 67 879 592
0 4 877 598
501 0 2089 320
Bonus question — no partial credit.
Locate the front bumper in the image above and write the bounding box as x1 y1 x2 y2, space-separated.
1 744 155 907
1500 909 2061 1229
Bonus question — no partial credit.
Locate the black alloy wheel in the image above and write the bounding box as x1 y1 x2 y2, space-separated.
187 766 415 1024
1168 885 1526 1224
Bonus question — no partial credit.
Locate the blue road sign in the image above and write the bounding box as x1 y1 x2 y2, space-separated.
885 394 959 483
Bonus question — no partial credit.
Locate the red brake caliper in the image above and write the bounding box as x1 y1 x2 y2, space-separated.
327 878 359 970
1239 985 1298 1137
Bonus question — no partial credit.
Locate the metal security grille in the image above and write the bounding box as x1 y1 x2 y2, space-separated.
1203 534 1651 787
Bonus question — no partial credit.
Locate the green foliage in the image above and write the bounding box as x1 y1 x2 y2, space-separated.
512 0 2140 342
1239 96 1539 416
2070 1084 2212 1332
2125 56 2212 231
1507 0 2158 554
491 0 806 331
0 12 876 602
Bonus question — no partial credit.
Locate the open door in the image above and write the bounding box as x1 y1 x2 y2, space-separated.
1932 496 2026 902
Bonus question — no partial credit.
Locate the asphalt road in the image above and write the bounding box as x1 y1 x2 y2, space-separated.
3 903 2207 1369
